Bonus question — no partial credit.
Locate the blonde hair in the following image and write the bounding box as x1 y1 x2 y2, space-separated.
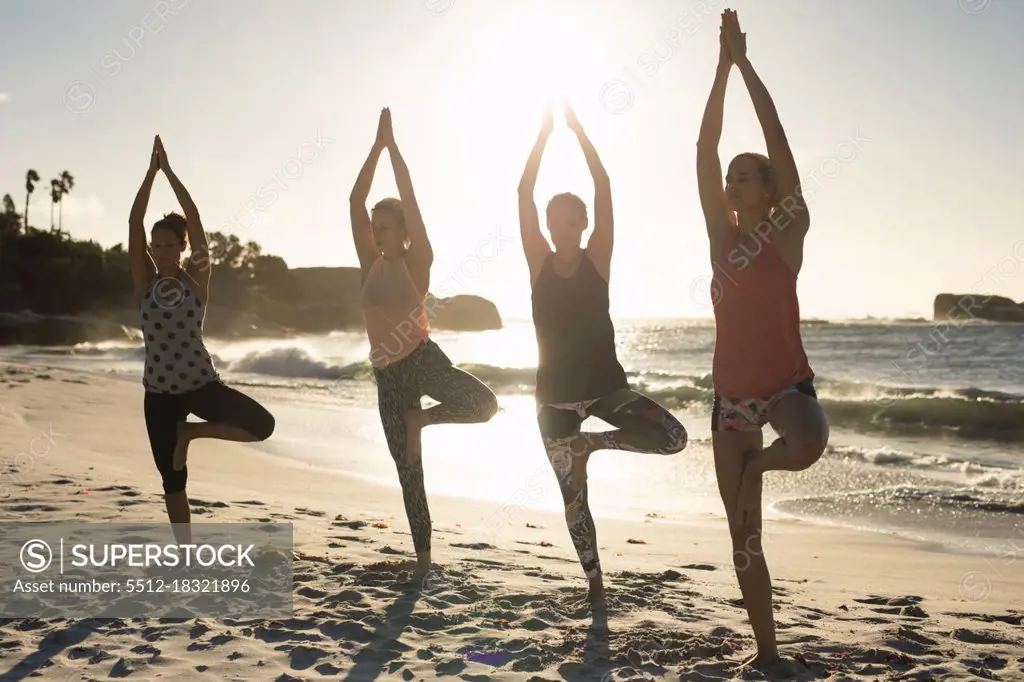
371 197 411 250
732 152 782 220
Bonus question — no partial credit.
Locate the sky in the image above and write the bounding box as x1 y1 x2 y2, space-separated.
1 0 1023 321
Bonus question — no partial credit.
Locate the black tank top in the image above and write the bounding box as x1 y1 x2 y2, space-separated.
531 251 629 404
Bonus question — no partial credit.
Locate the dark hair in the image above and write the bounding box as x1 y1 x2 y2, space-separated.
732 152 781 216
152 212 189 249
546 192 588 223
371 197 407 233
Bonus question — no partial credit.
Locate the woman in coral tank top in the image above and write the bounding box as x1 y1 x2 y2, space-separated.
350 108 498 582
696 9 829 672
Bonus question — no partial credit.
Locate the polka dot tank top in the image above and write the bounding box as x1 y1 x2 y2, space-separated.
140 274 219 394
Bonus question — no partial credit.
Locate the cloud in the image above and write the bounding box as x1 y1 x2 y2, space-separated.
0 93 10 103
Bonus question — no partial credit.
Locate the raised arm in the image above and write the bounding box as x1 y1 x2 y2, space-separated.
518 107 554 285
725 10 808 235
156 137 212 302
382 109 432 293
350 110 386 277
129 138 159 304
696 22 735 258
566 104 613 282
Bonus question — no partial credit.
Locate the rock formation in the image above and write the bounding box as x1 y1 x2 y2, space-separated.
933 293 1024 322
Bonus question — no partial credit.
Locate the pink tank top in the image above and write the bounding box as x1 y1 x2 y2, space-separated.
360 256 430 368
711 229 813 398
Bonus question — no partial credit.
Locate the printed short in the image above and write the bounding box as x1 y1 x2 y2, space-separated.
711 378 817 432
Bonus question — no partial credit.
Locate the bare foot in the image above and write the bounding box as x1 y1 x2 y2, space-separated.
404 409 424 465
736 651 787 672
410 553 435 589
173 423 194 471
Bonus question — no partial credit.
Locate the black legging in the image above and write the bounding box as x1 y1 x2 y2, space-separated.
144 381 275 494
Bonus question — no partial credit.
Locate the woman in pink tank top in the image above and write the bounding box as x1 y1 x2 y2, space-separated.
349 108 498 582
696 10 829 671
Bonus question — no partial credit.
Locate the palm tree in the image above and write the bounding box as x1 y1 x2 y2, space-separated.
58 170 74 234
49 178 61 233
24 169 40 234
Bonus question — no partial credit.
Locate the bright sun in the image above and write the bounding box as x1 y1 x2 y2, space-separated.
468 7 581 113
450 5 606 203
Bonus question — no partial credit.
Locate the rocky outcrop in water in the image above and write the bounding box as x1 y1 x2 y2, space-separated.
934 294 1024 322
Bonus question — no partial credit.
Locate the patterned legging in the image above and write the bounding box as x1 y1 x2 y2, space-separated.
374 340 498 553
537 388 688 579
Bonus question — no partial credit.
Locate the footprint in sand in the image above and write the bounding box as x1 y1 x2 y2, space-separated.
96 485 134 492
295 507 327 517
952 628 1017 645
5 503 61 512
333 518 369 530
854 594 923 607
285 644 331 671
961 612 1023 626
189 498 229 509
315 662 344 676
535 554 577 564
324 589 366 606
187 633 237 652
451 542 494 551
317 620 375 643
331 535 371 545
883 626 938 657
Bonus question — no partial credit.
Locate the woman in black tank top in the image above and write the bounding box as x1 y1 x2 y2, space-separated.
517 104 689 607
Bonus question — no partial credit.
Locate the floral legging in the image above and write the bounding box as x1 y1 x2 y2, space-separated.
537 388 688 579
375 340 498 553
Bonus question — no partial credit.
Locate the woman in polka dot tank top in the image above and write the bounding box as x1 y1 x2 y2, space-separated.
130 136 275 543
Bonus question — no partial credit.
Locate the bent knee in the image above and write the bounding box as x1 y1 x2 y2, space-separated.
649 422 687 454
479 392 499 422
664 424 688 454
790 434 827 470
253 411 275 441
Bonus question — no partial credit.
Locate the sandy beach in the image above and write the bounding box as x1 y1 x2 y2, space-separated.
0 361 1021 681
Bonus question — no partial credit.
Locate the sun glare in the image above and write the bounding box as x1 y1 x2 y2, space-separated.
450 6 606 211
469 7 579 113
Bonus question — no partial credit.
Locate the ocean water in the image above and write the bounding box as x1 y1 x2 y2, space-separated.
6 318 1023 556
